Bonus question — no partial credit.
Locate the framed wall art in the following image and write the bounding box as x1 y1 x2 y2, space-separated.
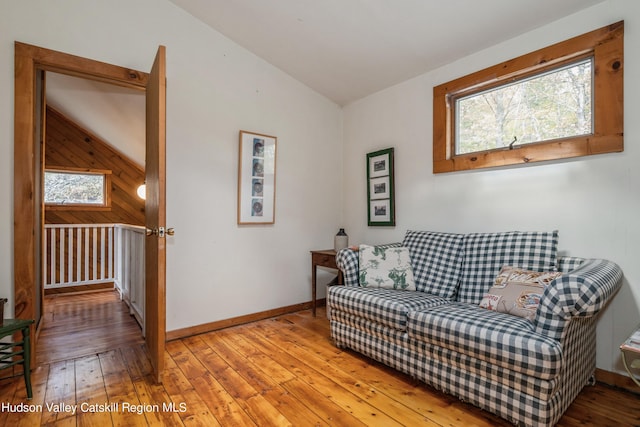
366 147 395 226
238 130 277 224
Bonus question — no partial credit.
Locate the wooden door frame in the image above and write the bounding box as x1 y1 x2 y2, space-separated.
13 42 157 363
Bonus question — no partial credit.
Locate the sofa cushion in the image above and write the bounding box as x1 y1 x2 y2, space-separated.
479 266 562 320
328 286 448 331
359 245 416 291
407 302 562 380
402 230 465 297
458 231 559 304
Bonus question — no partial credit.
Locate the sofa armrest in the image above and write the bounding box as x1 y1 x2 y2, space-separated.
335 243 402 287
534 258 623 340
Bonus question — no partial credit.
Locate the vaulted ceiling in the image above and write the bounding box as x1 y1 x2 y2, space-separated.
169 0 606 105
45 1 607 159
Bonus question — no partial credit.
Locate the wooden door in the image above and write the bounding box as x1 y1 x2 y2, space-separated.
13 42 166 375
144 46 167 383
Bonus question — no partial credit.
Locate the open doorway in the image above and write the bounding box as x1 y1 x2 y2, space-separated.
14 42 167 382
37 71 146 363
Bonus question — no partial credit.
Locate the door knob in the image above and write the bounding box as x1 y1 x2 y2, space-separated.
147 227 175 237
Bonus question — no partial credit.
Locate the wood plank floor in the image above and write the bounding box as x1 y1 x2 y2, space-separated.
1 291 639 426
36 290 145 364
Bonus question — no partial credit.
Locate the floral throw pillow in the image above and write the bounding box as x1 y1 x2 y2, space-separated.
358 244 416 291
479 266 562 320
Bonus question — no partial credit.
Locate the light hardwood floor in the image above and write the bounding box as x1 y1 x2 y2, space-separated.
36 290 145 365
1 291 639 426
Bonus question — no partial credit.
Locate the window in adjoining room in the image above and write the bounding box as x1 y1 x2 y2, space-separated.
433 21 623 173
44 168 111 209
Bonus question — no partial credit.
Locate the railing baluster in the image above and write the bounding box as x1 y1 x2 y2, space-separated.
92 227 98 281
108 227 113 282
124 231 131 297
68 227 74 283
60 228 65 284
77 228 82 283
100 226 106 280
84 227 89 283
50 228 55 286
43 228 48 287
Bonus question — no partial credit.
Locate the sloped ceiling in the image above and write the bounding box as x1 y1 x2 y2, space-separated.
45 72 146 167
168 0 607 105
45 1 607 156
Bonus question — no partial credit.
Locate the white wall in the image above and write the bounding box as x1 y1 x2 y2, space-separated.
343 0 639 373
0 1 342 328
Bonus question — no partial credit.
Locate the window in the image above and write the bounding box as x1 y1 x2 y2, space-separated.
44 168 111 208
456 58 593 155
433 21 623 173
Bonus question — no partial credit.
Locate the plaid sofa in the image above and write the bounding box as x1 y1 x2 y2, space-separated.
328 230 622 427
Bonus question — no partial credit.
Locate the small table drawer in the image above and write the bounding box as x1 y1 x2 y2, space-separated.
312 252 337 269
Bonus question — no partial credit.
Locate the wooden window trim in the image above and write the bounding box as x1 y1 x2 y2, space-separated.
433 21 623 174
44 166 112 210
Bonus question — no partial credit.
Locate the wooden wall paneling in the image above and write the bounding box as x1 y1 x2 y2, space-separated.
44 105 145 226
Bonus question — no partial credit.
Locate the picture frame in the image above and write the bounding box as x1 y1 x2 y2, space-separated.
238 130 277 224
369 176 390 200
366 148 395 226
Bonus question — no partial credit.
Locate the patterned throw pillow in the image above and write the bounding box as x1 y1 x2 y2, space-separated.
479 266 562 320
358 244 416 291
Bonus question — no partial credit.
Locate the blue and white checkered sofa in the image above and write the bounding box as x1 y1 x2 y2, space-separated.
328 230 623 427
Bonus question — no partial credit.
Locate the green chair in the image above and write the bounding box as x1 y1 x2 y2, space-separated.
0 319 34 399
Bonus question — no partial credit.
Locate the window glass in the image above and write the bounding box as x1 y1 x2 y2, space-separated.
455 58 593 155
44 171 105 205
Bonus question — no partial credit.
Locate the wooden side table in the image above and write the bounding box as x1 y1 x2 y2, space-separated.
621 326 640 388
0 318 34 399
310 249 343 317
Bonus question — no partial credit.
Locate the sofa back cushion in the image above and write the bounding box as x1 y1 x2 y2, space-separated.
458 231 559 304
401 231 465 298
